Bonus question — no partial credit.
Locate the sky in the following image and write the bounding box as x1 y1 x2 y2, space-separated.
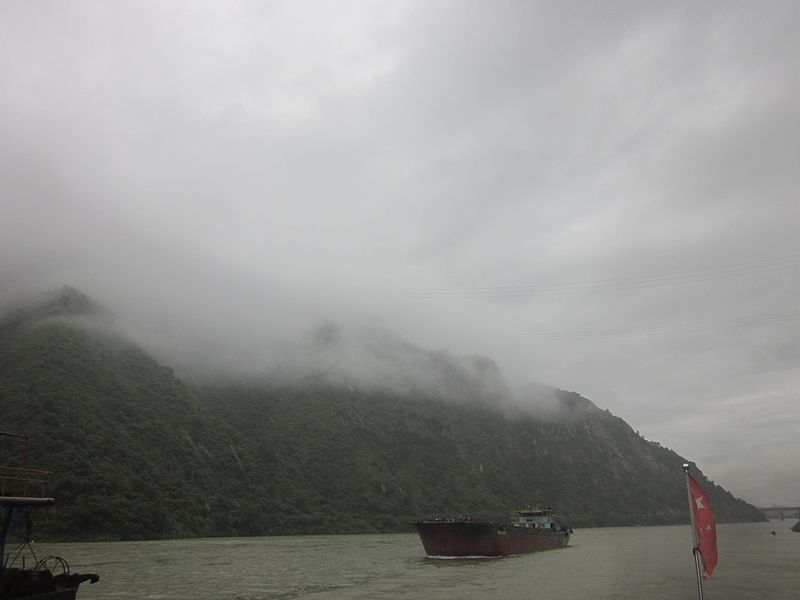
1 1 799 507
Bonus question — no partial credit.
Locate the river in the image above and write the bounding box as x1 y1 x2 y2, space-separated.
30 521 799 599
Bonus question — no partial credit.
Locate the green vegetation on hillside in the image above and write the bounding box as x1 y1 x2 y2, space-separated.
0 288 764 540
202 384 763 531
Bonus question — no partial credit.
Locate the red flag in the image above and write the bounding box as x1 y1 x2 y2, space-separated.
687 473 718 577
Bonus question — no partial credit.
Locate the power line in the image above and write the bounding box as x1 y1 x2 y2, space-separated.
507 309 800 341
403 252 800 299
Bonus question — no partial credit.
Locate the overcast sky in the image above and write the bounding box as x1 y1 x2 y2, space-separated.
2 1 799 507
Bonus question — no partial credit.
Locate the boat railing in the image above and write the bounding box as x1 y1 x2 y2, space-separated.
0 466 53 499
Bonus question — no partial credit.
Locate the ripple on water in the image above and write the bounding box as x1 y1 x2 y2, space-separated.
29 524 800 600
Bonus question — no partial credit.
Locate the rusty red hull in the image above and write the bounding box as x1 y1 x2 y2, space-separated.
414 520 570 557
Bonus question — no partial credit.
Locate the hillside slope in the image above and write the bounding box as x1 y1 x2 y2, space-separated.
202 383 763 530
0 287 764 540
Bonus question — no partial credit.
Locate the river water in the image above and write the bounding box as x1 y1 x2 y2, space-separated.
29 521 799 599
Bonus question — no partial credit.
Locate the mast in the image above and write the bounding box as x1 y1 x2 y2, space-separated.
683 463 704 600
0 432 53 571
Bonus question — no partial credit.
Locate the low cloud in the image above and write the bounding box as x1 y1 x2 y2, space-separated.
2 0 799 505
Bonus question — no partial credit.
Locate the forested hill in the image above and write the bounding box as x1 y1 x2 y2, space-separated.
0 287 764 540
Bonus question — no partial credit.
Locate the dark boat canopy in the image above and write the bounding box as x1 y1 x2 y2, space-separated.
0 496 55 508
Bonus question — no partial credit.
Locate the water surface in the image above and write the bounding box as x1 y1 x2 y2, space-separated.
28 521 800 599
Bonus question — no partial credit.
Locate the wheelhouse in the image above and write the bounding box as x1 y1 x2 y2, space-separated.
515 508 558 529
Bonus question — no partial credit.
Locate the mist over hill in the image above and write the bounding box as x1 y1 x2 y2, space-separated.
0 287 764 540
240 319 512 407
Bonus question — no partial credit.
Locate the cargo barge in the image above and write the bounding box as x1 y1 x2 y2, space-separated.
414 508 571 557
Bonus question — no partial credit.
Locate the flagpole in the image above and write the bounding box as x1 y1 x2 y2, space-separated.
683 463 704 600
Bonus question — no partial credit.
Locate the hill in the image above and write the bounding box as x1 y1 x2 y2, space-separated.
0 287 764 540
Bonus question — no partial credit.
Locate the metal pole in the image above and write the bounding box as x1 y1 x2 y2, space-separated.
683 463 704 600
0 507 13 572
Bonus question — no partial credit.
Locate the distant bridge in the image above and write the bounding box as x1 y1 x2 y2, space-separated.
758 506 800 520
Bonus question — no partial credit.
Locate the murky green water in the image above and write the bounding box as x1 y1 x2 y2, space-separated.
22 522 800 599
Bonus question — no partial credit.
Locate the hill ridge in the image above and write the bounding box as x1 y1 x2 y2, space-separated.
0 289 764 540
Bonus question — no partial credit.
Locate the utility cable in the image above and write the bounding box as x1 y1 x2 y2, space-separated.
403 252 800 299
507 309 800 341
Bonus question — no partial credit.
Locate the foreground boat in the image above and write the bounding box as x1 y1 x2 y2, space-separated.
1 434 99 599
415 507 572 557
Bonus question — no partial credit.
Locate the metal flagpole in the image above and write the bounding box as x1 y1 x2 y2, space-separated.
683 463 704 600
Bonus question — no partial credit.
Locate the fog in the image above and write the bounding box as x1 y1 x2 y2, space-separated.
2 1 799 506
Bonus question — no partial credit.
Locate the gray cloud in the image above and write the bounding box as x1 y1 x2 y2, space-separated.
2 0 799 506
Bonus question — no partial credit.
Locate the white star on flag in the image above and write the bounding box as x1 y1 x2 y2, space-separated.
694 496 705 509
